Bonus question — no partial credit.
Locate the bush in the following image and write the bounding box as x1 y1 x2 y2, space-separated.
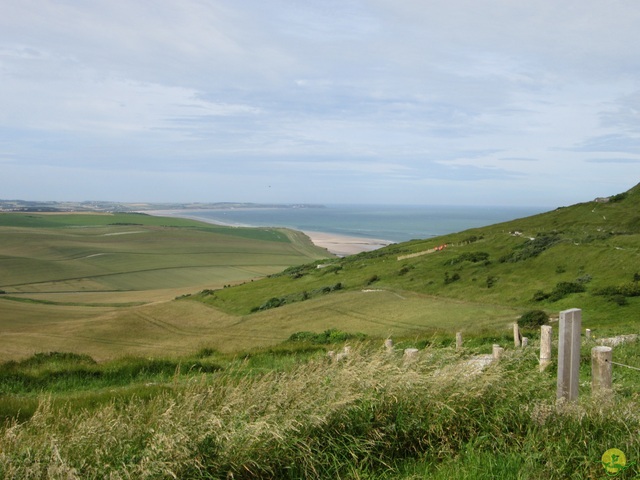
611 295 628 306
609 192 628 203
366 274 380 285
593 282 640 298
533 282 586 303
532 290 549 302
499 234 562 263
444 272 461 284
287 329 366 344
446 251 490 266
398 265 413 276
518 310 549 329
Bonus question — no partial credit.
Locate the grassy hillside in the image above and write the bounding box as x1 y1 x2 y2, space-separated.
191 183 640 334
1 339 639 478
1 189 640 477
1 184 638 362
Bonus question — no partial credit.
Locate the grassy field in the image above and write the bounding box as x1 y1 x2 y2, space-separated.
1 187 640 477
1 336 639 478
0 212 331 361
2 184 640 362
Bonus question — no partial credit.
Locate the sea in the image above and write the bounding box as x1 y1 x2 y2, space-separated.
162 204 548 244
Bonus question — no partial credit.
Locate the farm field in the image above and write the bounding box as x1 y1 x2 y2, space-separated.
0 212 331 361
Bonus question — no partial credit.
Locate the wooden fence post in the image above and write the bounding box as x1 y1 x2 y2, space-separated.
591 346 613 393
557 308 582 402
540 325 552 371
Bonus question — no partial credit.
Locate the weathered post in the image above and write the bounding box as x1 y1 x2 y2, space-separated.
585 328 592 339
513 323 521 347
540 325 552 371
521 337 528 348
557 308 582 402
456 332 463 350
384 338 394 352
591 346 613 394
492 344 504 361
404 348 419 363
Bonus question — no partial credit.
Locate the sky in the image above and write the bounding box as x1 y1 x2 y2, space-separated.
1 1 640 207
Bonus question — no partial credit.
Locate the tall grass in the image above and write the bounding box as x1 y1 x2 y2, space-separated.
1 344 638 479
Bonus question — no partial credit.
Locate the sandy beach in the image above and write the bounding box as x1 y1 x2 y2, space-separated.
301 231 392 257
144 210 392 257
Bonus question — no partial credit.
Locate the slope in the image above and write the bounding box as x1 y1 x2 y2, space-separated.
191 182 640 333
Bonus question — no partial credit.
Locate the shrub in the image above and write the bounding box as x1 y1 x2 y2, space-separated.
398 265 413 276
256 297 286 311
459 234 482 244
287 329 366 344
366 274 380 285
532 290 550 302
611 295 628 306
518 310 549 329
593 282 640 298
609 192 628 203
446 251 490 266
548 281 586 301
444 272 461 284
499 234 562 263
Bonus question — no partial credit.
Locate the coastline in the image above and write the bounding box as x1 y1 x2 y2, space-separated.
144 210 393 256
301 230 392 257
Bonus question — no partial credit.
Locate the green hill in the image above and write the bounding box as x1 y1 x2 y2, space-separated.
1 187 639 478
1 185 638 362
189 182 640 333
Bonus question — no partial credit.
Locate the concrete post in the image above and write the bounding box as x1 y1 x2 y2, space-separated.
585 328 592 339
492 344 504 361
384 338 394 352
557 308 582 402
540 325 552 371
591 346 613 393
522 337 528 348
513 323 521 347
456 332 463 350
404 348 419 363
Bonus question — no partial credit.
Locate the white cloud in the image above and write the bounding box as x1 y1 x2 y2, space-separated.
1 0 640 205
